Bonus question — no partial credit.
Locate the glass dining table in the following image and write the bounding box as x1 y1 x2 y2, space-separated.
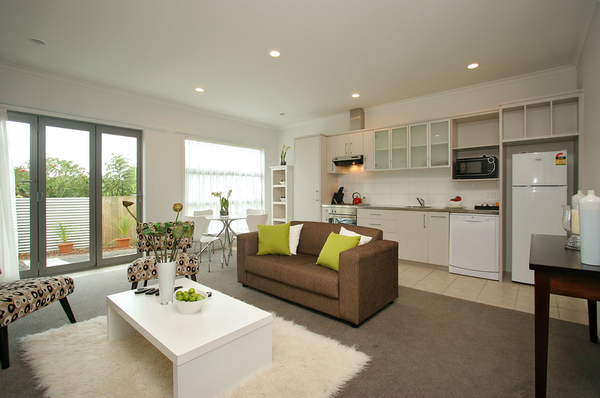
205 214 247 267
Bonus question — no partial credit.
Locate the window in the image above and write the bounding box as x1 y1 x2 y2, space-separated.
185 139 264 220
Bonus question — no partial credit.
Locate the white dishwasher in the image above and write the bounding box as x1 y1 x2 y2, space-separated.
449 214 499 281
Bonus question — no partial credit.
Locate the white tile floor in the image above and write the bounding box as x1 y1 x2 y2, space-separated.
399 263 591 325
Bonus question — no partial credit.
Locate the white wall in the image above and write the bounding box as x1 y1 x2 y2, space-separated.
578 6 600 194
0 63 279 221
279 67 578 207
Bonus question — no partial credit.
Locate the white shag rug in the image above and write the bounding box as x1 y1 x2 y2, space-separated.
20 315 370 398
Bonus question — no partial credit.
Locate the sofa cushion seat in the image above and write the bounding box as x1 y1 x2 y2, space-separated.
244 253 339 299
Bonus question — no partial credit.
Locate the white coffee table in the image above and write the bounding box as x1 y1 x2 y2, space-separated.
106 278 272 398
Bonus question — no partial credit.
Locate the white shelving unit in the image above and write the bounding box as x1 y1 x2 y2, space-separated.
271 165 293 224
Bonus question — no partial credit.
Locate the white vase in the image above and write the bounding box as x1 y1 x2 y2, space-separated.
579 190 600 266
157 261 177 305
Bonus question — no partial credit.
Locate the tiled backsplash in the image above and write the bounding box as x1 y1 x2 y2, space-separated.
337 167 500 208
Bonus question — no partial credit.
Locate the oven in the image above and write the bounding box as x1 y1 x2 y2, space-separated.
325 205 358 225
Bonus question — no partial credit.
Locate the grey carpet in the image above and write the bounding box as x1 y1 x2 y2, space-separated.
1 255 599 398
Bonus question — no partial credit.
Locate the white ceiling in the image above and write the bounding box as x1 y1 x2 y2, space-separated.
0 0 595 129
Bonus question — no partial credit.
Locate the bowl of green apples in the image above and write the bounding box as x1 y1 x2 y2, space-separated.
174 287 210 314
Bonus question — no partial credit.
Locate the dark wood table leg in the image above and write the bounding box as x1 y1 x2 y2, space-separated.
534 271 551 398
588 300 598 344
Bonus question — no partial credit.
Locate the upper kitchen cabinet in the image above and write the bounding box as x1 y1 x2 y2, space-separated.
391 126 408 169
451 111 500 181
374 128 390 170
363 130 374 172
373 120 449 171
326 136 347 174
409 123 428 168
333 132 364 157
500 90 582 145
429 120 450 167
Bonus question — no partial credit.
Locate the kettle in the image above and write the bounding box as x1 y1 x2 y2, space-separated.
352 192 362 205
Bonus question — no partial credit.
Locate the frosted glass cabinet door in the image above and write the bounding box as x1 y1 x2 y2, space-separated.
391 126 408 169
374 129 390 170
429 120 450 167
410 124 428 168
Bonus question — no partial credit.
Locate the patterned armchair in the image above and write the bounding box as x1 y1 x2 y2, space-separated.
127 222 200 289
1 276 76 369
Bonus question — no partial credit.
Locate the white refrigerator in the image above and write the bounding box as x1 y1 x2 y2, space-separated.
512 151 567 284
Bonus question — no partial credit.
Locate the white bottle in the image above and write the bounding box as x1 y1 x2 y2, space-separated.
571 190 586 235
579 190 600 265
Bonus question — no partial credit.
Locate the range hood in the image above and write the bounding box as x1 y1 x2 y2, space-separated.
333 155 363 166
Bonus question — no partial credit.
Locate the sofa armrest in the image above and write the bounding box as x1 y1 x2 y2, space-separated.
237 231 259 284
338 239 399 325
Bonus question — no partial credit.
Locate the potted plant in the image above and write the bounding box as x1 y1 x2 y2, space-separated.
280 145 290 165
54 221 74 254
113 216 134 248
211 190 232 216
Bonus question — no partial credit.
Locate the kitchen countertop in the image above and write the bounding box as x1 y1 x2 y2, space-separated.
322 204 499 215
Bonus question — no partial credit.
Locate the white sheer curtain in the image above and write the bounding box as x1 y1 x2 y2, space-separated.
185 139 265 232
0 109 20 281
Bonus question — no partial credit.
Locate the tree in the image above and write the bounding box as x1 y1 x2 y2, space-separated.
102 154 136 196
45 157 89 197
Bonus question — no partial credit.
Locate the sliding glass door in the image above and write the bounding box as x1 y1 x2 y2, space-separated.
7 112 141 278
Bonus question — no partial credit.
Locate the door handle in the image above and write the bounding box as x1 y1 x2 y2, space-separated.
37 192 45 202
315 190 319 201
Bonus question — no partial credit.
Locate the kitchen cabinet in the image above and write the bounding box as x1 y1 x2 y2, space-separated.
363 130 374 171
335 132 364 157
326 136 347 174
271 165 293 224
357 209 397 242
427 212 449 266
372 120 449 171
500 90 582 142
294 135 338 221
450 111 500 181
397 210 449 265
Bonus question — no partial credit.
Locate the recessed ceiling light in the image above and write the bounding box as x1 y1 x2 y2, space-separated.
270 50 280 57
195 87 204 92
30 38 46 46
468 63 479 69
352 93 360 98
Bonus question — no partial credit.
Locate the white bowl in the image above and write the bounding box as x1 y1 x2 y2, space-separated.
173 289 210 315
280 197 286 202
448 201 462 207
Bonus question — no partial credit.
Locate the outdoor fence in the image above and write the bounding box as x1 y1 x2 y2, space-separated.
15 196 137 253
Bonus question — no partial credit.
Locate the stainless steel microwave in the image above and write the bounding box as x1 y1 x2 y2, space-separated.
455 156 498 179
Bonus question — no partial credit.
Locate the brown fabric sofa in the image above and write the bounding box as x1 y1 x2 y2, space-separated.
237 221 399 326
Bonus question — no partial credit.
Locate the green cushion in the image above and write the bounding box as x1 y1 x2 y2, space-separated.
316 232 361 271
257 222 292 256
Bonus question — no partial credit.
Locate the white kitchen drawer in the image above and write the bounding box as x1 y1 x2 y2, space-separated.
358 218 396 232
357 209 397 220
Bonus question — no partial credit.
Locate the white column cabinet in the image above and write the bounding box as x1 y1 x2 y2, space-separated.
271 166 293 224
294 135 338 221
363 130 374 171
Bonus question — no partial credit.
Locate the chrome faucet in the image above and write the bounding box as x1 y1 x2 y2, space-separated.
416 197 425 208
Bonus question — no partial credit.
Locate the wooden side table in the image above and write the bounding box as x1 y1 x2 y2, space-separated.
529 234 600 398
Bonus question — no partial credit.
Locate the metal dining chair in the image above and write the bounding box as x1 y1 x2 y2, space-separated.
183 215 223 272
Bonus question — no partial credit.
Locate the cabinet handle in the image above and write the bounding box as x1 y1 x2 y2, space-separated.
349 142 352 154
431 215 446 218
369 223 381 226
369 213 381 216
315 190 319 201
345 142 348 155
423 214 426 228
